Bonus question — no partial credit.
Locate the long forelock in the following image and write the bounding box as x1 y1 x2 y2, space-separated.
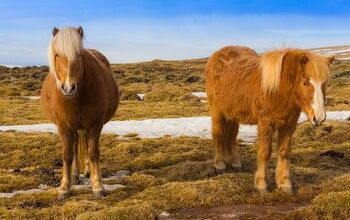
304 52 331 82
48 28 83 75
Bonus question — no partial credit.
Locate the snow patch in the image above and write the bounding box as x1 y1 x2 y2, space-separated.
0 170 129 198
0 111 349 144
192 92 207 98
0 184 50 198
24 96 40 100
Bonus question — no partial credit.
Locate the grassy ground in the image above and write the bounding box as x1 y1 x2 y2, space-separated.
0 59 349 219
0 120 349 219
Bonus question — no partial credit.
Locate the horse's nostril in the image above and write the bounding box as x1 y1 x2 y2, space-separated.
61 84 64 90
72 83 76 91
312 116 318 125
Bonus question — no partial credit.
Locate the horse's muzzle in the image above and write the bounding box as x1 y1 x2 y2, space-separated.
312 113 326 126
61 83 77 96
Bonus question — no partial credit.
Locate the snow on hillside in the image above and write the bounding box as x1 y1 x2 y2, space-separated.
0 64 23 68
309 45 350 60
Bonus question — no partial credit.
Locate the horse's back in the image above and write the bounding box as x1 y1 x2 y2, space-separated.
205 46 260 123
86 49 111 70
205 46 258 80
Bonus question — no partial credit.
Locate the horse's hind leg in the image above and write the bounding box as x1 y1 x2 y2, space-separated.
211 111 228 173
86 125 105 198
71 132 80 185
225 120 242 171
83 152 91 178
57 126 75 200
77 130 90 178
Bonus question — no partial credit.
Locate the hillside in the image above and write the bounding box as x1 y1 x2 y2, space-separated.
0 53 349 125
309 45 350 61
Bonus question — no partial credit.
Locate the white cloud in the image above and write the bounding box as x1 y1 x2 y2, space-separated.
0 14 350 65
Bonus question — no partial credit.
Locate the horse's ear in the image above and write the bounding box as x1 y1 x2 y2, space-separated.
327 55 335 64
299 55 308 66
77 26 84 38
52 27 59 37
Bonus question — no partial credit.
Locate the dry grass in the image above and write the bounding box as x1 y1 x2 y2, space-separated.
0 120 349 219
0 98 209 125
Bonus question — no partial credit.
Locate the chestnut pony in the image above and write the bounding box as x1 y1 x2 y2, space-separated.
205 46 334 194
41 27 119 199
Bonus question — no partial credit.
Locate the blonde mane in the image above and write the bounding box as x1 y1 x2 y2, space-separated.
260 48 331 94
48 27 84 75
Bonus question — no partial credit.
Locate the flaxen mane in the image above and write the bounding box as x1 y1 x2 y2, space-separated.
260 49 331 94
48 27 84 76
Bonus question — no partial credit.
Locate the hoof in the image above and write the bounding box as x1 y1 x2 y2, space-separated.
93 190 106 199
231 163 243 173
214 162 226 174
278 185 293 194
255 186 268 194
57 191 70 201
71 175 81 185
83 171 90 178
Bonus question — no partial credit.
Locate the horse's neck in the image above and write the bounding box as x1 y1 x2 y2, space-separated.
264 77 300 113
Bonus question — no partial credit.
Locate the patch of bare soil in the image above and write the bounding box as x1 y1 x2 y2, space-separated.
160 202 305 220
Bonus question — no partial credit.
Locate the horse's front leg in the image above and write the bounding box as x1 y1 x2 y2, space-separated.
86 125 104 198
57 126 75 200
276 125 296 194
255 121 274 193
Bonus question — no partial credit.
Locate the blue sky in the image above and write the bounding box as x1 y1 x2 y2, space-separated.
0 0 350 65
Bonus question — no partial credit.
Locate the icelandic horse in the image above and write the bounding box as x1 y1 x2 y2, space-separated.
41 27 119 199
205 46 334 193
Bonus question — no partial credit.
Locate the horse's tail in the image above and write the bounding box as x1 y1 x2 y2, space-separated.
78 130 89 177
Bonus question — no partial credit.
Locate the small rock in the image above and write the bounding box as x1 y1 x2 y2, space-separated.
159 211 171 218
185 75 200 83
115 170 131 177
51 159 63 167
322 125 333 133
13 168 21 173
100 170 131 182
320 150 344 159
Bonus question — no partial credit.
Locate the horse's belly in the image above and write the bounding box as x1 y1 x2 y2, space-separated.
227 110 258 124
223 99 258 124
